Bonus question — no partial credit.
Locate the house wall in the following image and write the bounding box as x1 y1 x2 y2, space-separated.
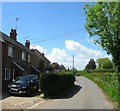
13 44 22 60
1 31 51 93
2 41 32 91
31 49 51 72
31 53 39 68
2 42 13 91
44 59 50 69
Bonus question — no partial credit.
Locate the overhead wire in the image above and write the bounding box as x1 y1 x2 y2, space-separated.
94 45 101 56
30 30 84 43
30 30 75 41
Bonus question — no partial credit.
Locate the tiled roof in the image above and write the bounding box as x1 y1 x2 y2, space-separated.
0 31 32 54
31 49 51 63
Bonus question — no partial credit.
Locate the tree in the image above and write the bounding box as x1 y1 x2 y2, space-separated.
83 2 120 72
97 58 113 69
85 59 96 70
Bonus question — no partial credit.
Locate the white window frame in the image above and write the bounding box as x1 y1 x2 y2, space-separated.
22 51 26 61
4 68 11 80
8 46 13 57
28 54 31 62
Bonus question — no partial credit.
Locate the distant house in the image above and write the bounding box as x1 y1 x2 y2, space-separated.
61 65 66 70
31 49 51 73
51 62 62 73
1 29 51 91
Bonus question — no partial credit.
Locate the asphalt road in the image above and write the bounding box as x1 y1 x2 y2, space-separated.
27 76 115 109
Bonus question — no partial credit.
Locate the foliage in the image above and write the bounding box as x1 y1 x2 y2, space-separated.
51 63 61 69
97 58 113 69
40 73 75 98
76 70 88 76
85 59 96 70
83 2 120 72
90 69 115 73
56 70 73 75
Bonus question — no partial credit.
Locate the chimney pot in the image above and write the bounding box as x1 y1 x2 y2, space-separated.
25 40 30 49
10 29 17 41
42 53 44 56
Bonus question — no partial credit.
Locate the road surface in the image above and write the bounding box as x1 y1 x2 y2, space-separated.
27 76 115 109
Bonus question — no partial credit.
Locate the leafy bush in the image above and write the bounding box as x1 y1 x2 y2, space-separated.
40 73 75 97
90 69 115 73
76 70 89 76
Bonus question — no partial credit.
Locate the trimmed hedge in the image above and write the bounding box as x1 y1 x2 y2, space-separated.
40 74 75 97
90 69 115 73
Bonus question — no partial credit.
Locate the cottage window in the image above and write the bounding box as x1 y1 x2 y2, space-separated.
22 51 26 61
8 46 13 57
4 68 11 80
28 55 31 62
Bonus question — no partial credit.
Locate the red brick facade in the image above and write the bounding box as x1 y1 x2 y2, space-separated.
1 29 51 91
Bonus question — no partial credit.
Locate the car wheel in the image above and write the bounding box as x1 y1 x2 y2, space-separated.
35 85 39 92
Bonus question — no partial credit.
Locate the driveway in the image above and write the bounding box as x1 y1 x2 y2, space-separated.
2 92 43 109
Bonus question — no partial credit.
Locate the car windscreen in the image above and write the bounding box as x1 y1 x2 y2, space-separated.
15 76 30 84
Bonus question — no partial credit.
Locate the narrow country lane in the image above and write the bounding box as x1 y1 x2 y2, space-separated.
27 76 115 109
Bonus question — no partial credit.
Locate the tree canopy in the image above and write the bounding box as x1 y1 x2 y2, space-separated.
85 59 96 70
83 2 120 72
97 58 113 69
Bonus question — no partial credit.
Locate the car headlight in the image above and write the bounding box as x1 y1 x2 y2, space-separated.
21 85 27 89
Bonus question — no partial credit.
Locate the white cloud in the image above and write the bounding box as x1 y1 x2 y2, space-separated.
64 40 110 69
65 40 104 59
46 48 72 68
30 45 47 55
30 40 110 70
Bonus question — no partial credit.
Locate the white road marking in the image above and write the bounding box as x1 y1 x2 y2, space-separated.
26 100 44 109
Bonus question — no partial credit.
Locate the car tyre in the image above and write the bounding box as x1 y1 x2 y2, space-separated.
35 85 39 92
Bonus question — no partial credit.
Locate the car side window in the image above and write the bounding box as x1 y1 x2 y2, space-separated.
30 76 38 82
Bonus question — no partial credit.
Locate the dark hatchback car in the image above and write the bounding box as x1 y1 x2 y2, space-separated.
8 74 39 96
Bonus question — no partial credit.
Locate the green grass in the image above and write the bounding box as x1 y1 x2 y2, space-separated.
78 71 119 109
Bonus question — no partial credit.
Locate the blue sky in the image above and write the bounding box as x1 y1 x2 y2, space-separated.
2 2 110 70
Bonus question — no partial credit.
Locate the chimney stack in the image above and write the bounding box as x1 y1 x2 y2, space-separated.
25 40 30 49
42 53 44 56
10 29 17 41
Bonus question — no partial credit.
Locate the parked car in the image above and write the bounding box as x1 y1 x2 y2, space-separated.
8 74 39 96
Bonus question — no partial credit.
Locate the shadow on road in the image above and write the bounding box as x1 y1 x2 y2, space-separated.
62 85 82 99
47 85 82 99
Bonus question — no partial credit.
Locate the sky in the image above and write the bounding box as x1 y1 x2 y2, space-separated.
2 2 111 70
